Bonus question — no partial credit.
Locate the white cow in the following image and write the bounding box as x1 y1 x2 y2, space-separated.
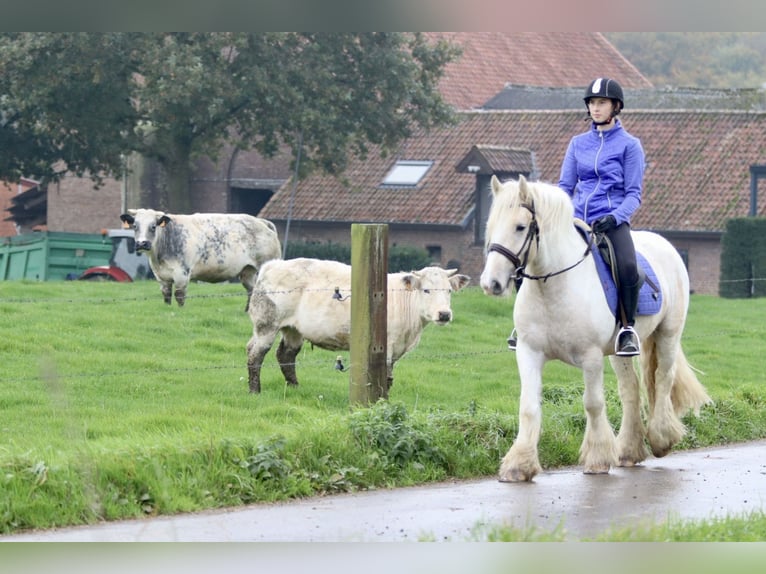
246 257 470 393
120 209 281 309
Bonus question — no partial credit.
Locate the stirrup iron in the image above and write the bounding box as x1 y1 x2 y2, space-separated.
507 328 518 351
615 326 640 356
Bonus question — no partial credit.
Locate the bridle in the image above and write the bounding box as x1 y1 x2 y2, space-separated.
486 202 593 286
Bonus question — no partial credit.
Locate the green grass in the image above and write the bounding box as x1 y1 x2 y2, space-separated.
466 510 766 542
1 279 765 535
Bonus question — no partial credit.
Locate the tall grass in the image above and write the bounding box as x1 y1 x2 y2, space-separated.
1 279 765 534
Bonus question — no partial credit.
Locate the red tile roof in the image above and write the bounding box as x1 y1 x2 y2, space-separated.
259 110 766 234
425 32 653 110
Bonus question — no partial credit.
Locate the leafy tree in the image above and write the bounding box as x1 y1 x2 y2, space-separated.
0 33 137 184
605 32 766 89
1 32 459 211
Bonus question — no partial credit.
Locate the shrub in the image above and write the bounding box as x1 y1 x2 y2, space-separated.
284 240 433 272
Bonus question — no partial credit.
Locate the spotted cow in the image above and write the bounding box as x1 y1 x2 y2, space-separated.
120 209 281 308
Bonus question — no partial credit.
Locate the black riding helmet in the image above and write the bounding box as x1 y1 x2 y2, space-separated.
584 77 624 118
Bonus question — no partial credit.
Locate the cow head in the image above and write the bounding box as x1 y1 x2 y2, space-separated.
399 267 470 325
120 208 171 253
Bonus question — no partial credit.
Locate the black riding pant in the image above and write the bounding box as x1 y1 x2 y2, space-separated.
602 222 639 288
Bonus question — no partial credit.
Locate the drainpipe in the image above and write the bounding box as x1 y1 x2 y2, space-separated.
750 165 766 217
121 154 127 214
282 130 303 259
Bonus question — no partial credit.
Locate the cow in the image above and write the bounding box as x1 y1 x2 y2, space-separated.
119 209 282 309
245 257 470 393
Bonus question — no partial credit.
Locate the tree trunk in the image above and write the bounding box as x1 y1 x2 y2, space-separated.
164 157 193 214
163 138 194 214
136 136 194 213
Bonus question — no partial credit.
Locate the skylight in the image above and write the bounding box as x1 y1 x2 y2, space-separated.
381 160 433 187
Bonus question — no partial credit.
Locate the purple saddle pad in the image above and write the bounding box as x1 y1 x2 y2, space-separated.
591 241 663 317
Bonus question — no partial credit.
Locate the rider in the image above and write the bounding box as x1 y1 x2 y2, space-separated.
507 77 645 356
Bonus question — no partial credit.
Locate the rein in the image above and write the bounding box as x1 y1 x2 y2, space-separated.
487 203 593 284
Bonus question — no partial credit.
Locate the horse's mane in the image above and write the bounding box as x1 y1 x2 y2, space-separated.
487 177 575 245
525 180 574 237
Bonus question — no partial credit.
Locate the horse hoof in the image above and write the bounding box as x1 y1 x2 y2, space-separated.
651 446 671 458
498 469 534 483
583 465 611 474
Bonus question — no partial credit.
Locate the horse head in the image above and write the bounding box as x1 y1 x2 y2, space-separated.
480 175 539 296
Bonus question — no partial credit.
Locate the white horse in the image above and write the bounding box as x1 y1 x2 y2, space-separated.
480 175 712 482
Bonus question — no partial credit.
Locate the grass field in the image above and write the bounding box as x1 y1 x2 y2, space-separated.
1 278 765 535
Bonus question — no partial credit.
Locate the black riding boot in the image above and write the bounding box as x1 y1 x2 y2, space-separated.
616 280 640 356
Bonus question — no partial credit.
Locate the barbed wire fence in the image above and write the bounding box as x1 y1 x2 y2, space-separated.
1 280 765 386
0 284 481 386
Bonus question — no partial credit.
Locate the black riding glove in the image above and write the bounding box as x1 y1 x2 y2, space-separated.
592 215 617 234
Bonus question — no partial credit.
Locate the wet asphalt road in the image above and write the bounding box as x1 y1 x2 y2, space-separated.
2 439 765 542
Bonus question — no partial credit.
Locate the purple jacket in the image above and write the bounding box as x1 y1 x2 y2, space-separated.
558 118 645 226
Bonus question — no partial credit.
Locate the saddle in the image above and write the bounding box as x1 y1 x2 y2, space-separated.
574 220 663 317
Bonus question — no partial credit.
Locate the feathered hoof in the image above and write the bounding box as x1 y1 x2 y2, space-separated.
648 426 682 458
583 463 611 474
650 444 672 458
498 468 537 483
498 447 541 482
616 445 648 467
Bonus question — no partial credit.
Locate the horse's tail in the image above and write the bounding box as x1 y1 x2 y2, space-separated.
641 339 713 418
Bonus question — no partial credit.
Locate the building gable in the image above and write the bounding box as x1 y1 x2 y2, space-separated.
260 110 766 235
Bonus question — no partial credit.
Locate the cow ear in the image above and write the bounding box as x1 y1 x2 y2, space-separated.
120 213 134 227
158 215 171 227
450 274 471 291
400 273 419 291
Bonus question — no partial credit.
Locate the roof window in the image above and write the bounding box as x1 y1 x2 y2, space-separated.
381 160 433 187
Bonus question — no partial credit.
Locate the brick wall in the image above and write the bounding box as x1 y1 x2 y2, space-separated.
46 176 123 233
39 170 722 296
273 220 485 284
275 221 722 296
1 178 43 236
668 234 722 296
0 181 20 236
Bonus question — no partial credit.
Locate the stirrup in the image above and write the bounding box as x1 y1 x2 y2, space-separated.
507 328 518 351
615 326 640 356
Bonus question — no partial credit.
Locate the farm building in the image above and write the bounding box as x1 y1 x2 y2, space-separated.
4 33 766 294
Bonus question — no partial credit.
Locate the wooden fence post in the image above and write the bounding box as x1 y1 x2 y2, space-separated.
349 224 388 405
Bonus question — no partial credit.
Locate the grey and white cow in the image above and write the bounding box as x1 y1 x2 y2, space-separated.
120 208 281 308
246 257 470 393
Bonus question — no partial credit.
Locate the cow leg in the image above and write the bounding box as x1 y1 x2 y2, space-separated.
276 329 303 387
239 266 258 312
174 272 190 306
246 328 278 394
385 361 394 398
160 281 173 305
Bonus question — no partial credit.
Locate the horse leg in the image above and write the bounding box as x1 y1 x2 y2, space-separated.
646 336 687 457
580 353 617 474
609 354 648 466
499 348 544 482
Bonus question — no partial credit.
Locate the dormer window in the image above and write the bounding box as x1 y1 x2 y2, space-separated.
381 160 433 187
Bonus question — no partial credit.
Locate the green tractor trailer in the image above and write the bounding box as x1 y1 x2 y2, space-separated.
0 230 151 282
